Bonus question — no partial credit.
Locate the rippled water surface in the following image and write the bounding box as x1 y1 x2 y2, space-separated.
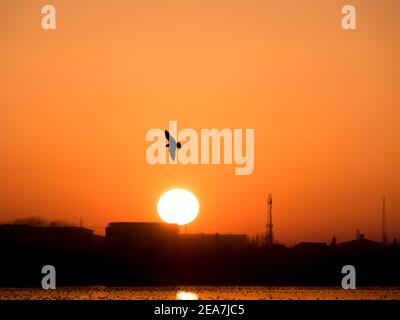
1 287 400 300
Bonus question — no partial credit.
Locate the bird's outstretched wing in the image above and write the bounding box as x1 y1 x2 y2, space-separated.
169 145 176 160
165 130 176 145
165 130 177 160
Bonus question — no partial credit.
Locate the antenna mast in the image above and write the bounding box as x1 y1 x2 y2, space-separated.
382 197 388 245
265 193 274 246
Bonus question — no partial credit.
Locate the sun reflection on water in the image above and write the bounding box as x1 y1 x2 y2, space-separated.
176 291 199 300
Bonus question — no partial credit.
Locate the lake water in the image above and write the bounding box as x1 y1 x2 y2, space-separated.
0 286 400 300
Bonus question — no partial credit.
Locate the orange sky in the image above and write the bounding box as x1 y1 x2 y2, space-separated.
1 0 399 244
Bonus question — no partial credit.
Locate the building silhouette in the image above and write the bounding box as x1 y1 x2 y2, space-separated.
180 233 247 248
106 222 178 250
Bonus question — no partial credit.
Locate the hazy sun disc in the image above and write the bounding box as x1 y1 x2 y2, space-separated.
157 188 199 225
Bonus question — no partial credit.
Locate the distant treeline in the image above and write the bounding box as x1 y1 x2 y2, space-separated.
4 216 77 227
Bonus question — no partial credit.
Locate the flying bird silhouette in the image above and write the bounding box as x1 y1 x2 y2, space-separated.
165 130 182 161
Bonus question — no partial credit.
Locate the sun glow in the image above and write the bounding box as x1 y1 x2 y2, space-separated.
176 291 199 300
157 188 199 226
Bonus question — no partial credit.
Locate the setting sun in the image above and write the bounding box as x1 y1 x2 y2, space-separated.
157 189 199 226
